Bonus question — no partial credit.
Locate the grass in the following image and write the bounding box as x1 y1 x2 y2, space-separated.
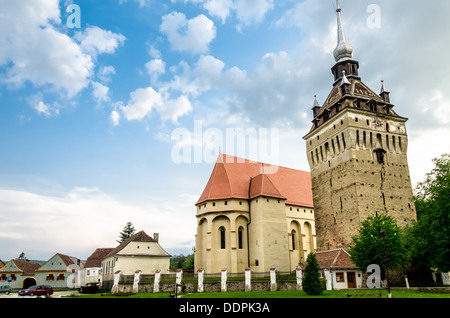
69 288 450 299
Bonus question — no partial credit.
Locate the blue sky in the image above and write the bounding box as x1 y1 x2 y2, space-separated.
1 0 450 261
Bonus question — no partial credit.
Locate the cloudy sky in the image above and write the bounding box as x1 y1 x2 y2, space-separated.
1 0 449 262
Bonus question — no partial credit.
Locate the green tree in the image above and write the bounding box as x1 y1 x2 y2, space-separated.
349 214 408 273
409 153 450 272
170 253 195 269
17 252 28 261
117 221 136 243
303 253 323 295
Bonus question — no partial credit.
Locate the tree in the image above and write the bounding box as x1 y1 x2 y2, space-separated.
117 222 136 243
17 252 28 261
170 253 195 269
409 153 450 272
348 214 408 273
303 252 324 295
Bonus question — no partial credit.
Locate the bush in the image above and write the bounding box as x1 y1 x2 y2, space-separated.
303 253 324 295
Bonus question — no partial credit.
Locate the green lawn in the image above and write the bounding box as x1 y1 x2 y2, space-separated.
70 288 450 299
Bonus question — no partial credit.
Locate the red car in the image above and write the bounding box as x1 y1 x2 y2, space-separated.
19 285 53 297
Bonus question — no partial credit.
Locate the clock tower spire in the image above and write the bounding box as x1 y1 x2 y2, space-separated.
303 1 417 251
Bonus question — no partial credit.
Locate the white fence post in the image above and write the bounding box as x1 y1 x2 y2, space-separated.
221 269 227 292
111 270 121 294
133 270 141 294
154 270 161 293
296 267 303 290
324 270 332 290
270 268 277 291
176 269 183 292
245 267 252 292
197 269 204 293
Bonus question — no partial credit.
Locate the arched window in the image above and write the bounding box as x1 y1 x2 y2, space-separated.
238 227 244 249
219 226 226 249
291 230 297 250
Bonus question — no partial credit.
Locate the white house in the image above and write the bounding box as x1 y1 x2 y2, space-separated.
313 248 363 290
101 231 171 286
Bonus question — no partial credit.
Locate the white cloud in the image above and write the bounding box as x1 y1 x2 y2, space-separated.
28 93 60 117
0 187 195 260
0 1 125 99
156 95 192 124
203 0 233 24
75 26 126 58
118 0 148 7
91 81 110 103
146 59 166 84
119 85 192 124
98 66 116 84
170 0 273 26
120 87 163 121
160 12 216 54
33 101 51 117
234 0 273 25
110 110 121 126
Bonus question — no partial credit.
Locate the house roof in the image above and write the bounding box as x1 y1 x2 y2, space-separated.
103 231 167 259
34 253 81 272
84 248 114 268
306 248 357 270
197 154 313 207
57 253 80 267
0 260 42 275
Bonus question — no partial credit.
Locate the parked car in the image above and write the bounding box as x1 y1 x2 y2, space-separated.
0 285 11 295
18 285 53 297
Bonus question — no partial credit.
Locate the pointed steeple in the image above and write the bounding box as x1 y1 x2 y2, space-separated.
340 70 350 86
312 95 321 118
333 0 354 62
380 80 391 104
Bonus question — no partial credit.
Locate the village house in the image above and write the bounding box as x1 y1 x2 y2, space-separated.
101 231 171 288
0 254 82 290
316 249 363 290
34 253 83 289
0 259 42 289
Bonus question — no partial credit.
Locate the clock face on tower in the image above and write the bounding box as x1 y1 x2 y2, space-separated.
372 118 384 130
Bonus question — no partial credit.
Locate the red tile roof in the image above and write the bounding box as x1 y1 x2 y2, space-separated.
197 154 313 207
298 249 357 270
316 249 357 269
84 248 114 268
5 260 41 275
103 231 168 259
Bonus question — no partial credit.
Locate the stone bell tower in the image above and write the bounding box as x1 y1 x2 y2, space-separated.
303 0 417 251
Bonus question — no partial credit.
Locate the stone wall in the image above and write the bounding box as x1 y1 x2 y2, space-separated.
106 268 301 295
109 280 298 294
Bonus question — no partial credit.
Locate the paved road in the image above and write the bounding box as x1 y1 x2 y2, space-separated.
0 290 82 298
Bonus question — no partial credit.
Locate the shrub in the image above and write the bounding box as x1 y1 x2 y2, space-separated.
303 253 324 295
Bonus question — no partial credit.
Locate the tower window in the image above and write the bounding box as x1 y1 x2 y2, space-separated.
356 130 360 148
238 227 244 249
291 230 297 250
374 148 387 164
219 227 226 249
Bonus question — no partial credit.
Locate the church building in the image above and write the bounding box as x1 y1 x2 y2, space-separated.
194 154 315 274
303 1 417 251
